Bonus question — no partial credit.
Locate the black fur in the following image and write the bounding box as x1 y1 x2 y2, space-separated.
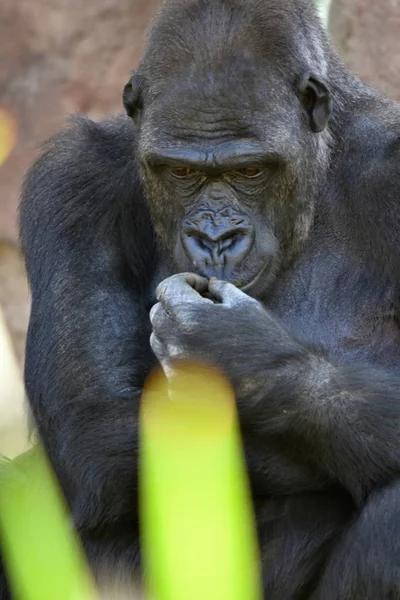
2 0 400 598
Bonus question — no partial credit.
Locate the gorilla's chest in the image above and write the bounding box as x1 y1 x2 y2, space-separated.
268 250 400 369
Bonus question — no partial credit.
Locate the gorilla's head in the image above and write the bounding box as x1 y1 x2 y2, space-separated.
123 0 332 297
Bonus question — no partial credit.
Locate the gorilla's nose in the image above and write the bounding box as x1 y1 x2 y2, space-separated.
182 224 254 275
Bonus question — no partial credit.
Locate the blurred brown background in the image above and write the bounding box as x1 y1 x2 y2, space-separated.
0 0 160 371
0 0 398 454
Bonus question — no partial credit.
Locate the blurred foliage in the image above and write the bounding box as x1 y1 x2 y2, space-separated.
141 363 262 600
0 364 261 600
0 448 97 600
316 0 331 24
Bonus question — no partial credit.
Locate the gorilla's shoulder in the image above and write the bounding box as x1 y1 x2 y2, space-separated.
20 114 141 240
344 103 400 165
39 113 137 172
336 101 400 190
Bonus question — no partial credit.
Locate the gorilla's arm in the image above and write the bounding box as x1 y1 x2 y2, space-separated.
151 275 400 504
20 116 156 530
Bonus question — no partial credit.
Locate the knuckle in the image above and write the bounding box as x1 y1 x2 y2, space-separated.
155 282 168 301
150 303 170 332
156 273 185 300
150 332 163 355
179 306 201 336
149 302 163 325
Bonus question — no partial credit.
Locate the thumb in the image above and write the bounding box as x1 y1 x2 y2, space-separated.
208 278 255 307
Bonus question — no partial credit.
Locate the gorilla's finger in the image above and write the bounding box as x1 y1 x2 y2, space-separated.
149 331 163 357
208 278 254 306
157 273 209 299
156 273 212 310
149 302 169 329
150 333 175 379
183 273 210 294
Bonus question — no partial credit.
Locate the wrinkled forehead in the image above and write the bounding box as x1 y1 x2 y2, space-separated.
139 62 301 158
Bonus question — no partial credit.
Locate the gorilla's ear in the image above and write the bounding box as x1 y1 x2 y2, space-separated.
298 73 331 133
123 73 143 120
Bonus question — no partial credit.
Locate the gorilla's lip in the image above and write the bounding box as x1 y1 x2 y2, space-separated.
236 260 271 294
197 260 271 294
237 276 260 292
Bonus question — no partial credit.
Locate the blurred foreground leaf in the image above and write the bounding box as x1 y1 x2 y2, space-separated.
0 362 261 599
140 362 262 600
0 448 97 600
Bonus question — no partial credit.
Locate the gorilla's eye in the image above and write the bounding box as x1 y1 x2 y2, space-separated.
169 167 198 179
234 167 263 178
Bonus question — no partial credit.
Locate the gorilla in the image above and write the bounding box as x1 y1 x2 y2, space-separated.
3 0 400 597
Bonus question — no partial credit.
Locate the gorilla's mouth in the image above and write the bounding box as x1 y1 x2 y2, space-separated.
236 258 274 295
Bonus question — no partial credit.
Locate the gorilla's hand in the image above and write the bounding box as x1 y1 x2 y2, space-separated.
149 273 213 376
149 273 302 389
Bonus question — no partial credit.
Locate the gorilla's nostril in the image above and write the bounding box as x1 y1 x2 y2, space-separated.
219 237 236 255
182 224 254 272
199 238 210 251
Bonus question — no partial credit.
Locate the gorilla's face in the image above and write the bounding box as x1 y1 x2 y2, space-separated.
130 60 331 298
141 139 285 296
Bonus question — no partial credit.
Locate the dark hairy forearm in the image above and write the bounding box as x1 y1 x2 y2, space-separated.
24 267 154 530
242 351 400 503
29 346 144 530
194 302 400 503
